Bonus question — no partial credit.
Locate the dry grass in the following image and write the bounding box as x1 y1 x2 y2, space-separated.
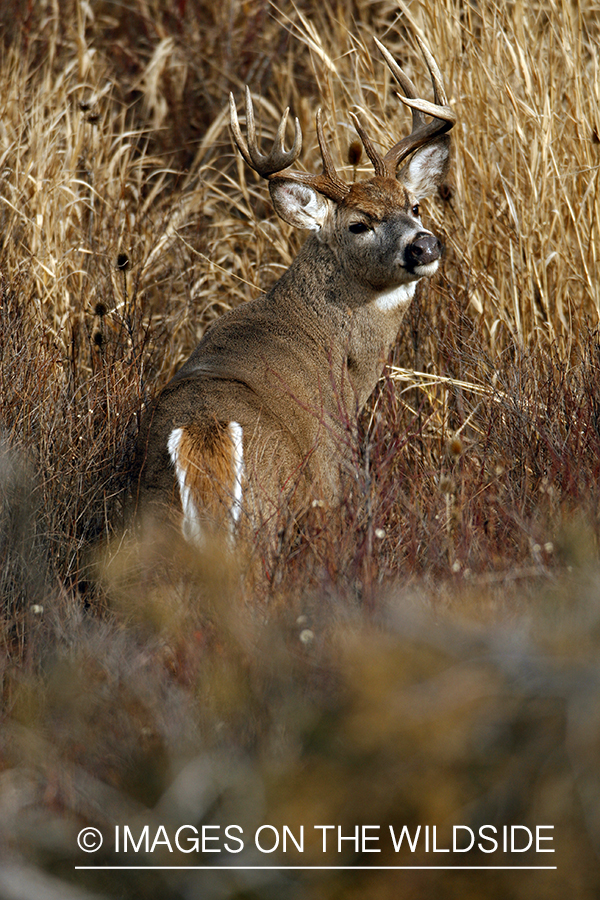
1 1 600 897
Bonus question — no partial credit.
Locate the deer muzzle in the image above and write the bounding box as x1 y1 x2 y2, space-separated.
404 231 442 272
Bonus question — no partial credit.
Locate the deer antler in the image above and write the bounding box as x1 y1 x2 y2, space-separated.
229 88 349 203
230 36 455 197
374 35 456 176
229 87 302 176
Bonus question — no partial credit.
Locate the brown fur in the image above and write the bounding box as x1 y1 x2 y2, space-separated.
174 422 238 528
343 177 409 215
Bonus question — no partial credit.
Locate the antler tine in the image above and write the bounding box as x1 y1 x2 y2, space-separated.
312 109 351 198
348 111 387 178
229 86 303 178
375 36 455 176
413 33 449 108
373 36 427 132
229 90 253 169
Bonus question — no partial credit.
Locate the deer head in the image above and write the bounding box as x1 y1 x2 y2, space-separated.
230 35 455 301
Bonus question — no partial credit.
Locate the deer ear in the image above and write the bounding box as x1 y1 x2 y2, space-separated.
269 179 331 231
401 136 450 201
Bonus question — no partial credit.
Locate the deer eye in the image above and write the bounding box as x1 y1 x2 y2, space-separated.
348 222 370 234
412 203 420 217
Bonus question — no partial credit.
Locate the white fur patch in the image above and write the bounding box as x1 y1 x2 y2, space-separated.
412 260 440 278
374 282 416 312
167 427 203 544
228 421 244 530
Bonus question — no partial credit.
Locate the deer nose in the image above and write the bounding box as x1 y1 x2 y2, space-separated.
405 232 442 269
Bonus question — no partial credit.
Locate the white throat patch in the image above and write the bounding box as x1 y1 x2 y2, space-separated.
374 282 417 313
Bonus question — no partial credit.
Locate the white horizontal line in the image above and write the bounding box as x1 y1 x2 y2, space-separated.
75 865 558 871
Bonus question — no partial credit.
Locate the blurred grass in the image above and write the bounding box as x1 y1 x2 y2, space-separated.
1 0 600 897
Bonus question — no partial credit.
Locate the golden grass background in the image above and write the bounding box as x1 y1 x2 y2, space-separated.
1 0 600 897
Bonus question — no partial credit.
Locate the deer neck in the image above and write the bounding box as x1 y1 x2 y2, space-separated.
270 236 415 410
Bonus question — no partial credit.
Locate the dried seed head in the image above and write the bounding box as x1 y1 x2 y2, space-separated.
116 253 130 270
347 140 363 168
94 301 107 317
447 435 463 458
93 330 104 347
438 474 454 495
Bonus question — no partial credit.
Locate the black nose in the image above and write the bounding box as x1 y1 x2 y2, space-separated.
405 232 442 269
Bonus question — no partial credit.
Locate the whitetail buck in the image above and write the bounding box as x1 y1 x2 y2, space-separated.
135 35 455 548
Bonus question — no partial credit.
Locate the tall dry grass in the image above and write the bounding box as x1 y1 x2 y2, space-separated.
1 1 600 898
